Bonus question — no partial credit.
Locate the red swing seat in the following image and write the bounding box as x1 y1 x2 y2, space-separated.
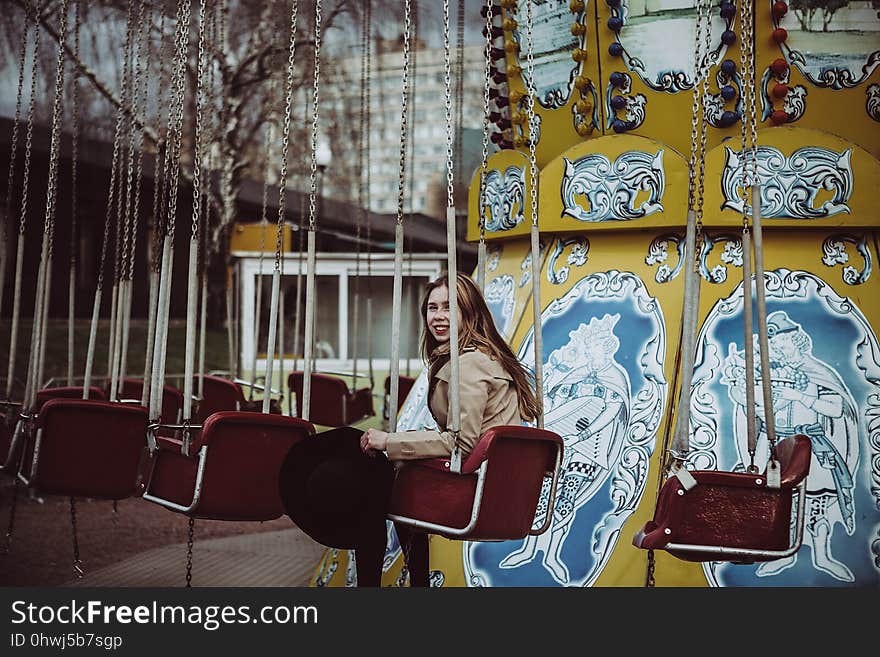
632 434 812 563
195 375 281 420
193 375 247 421
382 374 417 420
18 398 149 499
387 424 564 541
1 387 110 474
287 371 374 426
384 374 417 401
35 385 107 409
113 378 184 425
142 411 315 521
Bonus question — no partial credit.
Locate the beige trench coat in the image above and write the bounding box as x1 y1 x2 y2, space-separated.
385 348 522 460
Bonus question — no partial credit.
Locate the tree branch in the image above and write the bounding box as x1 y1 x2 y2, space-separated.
10 0 161 146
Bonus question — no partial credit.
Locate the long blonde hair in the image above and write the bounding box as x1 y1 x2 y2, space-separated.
420 272 540 421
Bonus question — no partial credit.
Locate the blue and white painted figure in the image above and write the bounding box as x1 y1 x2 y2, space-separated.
483 274 517 339
496 314 631 584
692 269 880 587
722 310 859 581
465 271 666 586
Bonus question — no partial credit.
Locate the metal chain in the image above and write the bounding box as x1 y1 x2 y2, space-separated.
443 0 454 204
524 0 538 228
352 0 370 380
190 0 209 245
745 0 759 187
646 548 656 587
276 0 300 268
364 4 372 258
4 2 41 404
66 0 80 387
128 0 151 283
4 0 32 234
114 0 136 289
408 3 418 221
98 0 134 290
17 0 43 239
478 0 494 247
119 0 138 281
165 0 194 242
357 1 368 218
69 497 83 578
69 0 81 272
185 517 195 587
739 0 758 197
694 0 712 228
364 0 373 385
203 0 221 278
524 0 544 429
404 0 418 375
454 0 465 188
687 0 709 213
307 0 323 234
43 0 71 268
365 0 375 384
2 477 20 555
122 0 148 282
395 0 412 227
681 0 712 246
152 8 171 270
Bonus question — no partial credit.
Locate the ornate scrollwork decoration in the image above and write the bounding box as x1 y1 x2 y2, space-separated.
721 145 853 219
867 84 880 123
645 233 684 283
561 150 664 223
547 237 590 285
699 233 743 284
822 234 872 285
759 65 807 123
483 165 526 232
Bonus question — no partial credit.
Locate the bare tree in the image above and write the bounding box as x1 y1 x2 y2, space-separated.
1 0 405 272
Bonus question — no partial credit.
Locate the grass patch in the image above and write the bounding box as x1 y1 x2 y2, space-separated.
0 319 230 400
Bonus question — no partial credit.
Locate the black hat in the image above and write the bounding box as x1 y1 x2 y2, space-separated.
278 426 394 549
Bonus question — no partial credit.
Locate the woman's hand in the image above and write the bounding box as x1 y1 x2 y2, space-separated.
360 428 389 456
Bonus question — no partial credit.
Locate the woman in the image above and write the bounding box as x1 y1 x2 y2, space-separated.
278 272 539 587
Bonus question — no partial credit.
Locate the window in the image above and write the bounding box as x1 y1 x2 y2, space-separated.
347 275 427 360
254 274 340 358
241 255 443 369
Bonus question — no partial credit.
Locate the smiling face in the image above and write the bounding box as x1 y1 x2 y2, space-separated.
425 284 451 343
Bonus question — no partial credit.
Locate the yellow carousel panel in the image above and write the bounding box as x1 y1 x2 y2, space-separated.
308 224 880 586
702 126 880 228
466 149 533 241
756 0 880 158
478 229 703 586
595 0 745 157
479 236 553 343
647 227 880 587
539 133 690 233
498 0 604 167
